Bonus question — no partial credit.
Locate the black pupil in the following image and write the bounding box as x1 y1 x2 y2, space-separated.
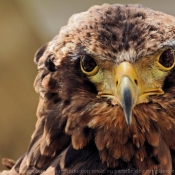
159 49 174 68
81 55 97 72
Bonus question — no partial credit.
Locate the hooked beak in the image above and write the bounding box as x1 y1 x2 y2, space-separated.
117 76 138 125
98 61 163 125
115 62 139 125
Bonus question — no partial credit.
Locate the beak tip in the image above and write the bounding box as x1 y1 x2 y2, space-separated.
126 120 132 126
125 114 132 126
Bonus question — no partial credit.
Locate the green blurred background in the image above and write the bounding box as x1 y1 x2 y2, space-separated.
0 0 175 170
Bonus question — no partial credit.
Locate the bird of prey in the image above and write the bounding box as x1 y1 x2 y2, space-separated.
2 3 175 175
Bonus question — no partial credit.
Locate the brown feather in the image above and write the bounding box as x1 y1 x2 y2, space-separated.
2 158 15 170
3 3 175 175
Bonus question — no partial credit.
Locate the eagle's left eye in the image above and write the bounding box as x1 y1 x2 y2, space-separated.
158 49 175 69
80 55 99 75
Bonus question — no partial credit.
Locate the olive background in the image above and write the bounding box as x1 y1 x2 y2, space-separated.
0 0 175 170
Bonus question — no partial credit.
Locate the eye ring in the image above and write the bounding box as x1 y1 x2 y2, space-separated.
80 55 99 75
157 49 175 70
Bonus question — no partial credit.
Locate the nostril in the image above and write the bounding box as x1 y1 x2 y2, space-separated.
134 79 138 86
116 81 118 86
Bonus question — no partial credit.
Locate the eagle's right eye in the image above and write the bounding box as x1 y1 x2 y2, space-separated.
80 55 99 75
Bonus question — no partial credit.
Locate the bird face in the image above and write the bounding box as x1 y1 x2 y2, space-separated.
30 4 175 172
80 48 175 125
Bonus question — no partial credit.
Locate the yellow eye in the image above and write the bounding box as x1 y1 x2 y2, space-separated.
80 55 99 75
157 49 175 70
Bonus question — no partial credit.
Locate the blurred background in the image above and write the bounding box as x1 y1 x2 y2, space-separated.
0 0 175 170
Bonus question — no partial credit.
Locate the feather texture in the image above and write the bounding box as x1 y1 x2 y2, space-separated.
2 3 175 175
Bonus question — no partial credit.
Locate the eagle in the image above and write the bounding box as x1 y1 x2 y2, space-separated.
2 3 175 175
